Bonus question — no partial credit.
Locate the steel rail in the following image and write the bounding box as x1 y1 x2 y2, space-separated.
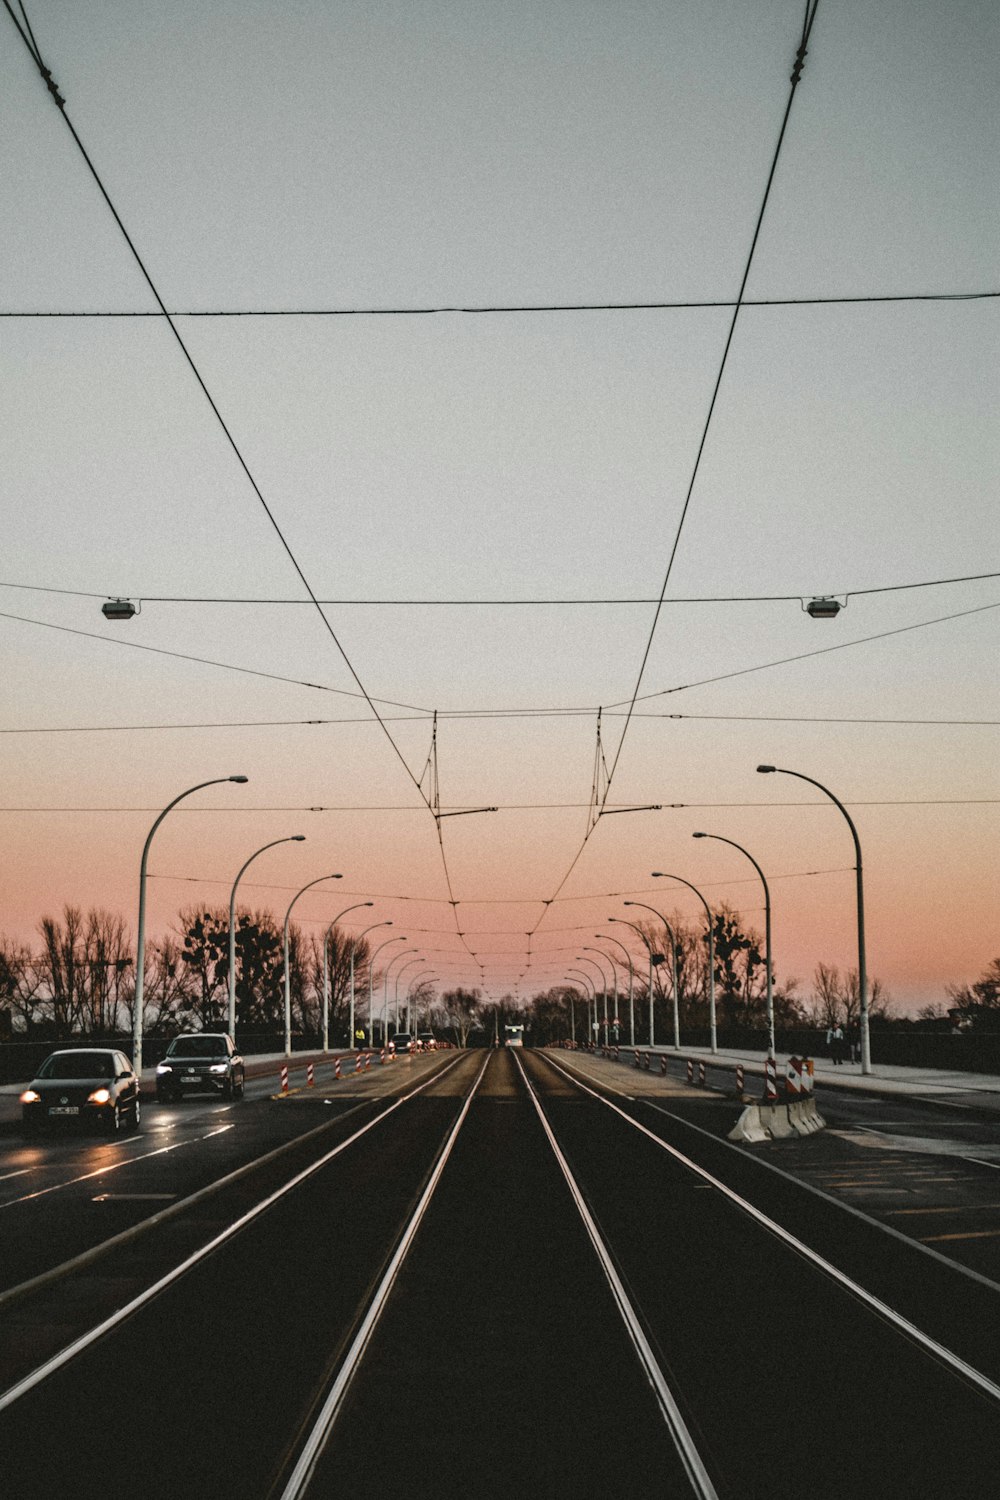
512 1051 721 1500
278 1051 491 1498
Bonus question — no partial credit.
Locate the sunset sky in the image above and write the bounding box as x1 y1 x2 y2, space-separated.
2 0 997 1016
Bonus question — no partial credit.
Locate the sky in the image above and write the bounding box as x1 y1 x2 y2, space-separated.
2 0 997 1017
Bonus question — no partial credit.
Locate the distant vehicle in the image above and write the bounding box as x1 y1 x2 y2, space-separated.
21 1048 140 1134
393 1033 414 1054
503 1024 525 1048
156 1033 245 1101
417 1032 436 1051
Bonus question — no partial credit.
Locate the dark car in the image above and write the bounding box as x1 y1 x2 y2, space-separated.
21 1048 140 1135
156 1033 245 1101
392 1032 414 1054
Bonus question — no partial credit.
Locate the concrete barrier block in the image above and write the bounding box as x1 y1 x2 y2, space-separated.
762 1103 795 1138
728 1104 770 1143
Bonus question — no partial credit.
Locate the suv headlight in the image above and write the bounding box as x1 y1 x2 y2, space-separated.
20 1089 41 1104
88 1088 112 1105
156 1063 173 1073
209 1063 228 1074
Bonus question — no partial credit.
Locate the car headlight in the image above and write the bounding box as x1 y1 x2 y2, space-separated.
20 1089 41 1105
209 1063 228 1074
87 1088 112 1105
156 1063 173 1073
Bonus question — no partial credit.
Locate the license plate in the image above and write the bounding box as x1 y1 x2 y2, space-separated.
49 1106 79 1116
183 1073 198 1080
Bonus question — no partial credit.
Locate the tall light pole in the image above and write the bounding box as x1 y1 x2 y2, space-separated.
394 956 424 1030
608 917 661 1048
597 933 634 1046
651 872 717 1054
384 948 418 1039
758 764 871 1075
348 920 391 1049
574 955 606 1045
582 948 613 1047
693 832 774 1060
561 978 580 1043
134 774 248 1076
229 840 307 1038
624 902 681 1050
227 835 306 1038
567 968 596 1044
407 971 437 1034
368 935 406 1044
283 874 342 1056
321 902 374 1052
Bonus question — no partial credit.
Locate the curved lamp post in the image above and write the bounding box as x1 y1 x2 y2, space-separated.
135 774 248 1077
624 902 681 1050
348 920 391 1047
652 872 717 1054
758 764 870 1074
608 917 661 1048
394 956 424 1030
383 948 418 1039
574 955 606 1045
583 948 614 1047
596 934 635 1046
560 977 581 1043
567 968 597 1043
368 935 406 1045
228 835 306 1038
321 902 374 1052
283 874 342 1056
693 832 774 1060
406 971 438 1034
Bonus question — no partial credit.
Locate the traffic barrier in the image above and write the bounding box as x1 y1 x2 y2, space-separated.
763 1056 779 1101
698 1061 706 1087
802 1057 815 1092
365 1052 372 1071
728 1104 770 1143
643 1051 652 1071
686 1059 694 1084
355 1054 363 1074
380 1047 386 1065
735 1064 745 1095
660 1055 668 1076
280 1065 288 1096
334 1057 341 1080
306 1063 314 1088
767 1103 796 1139
634 1049 640 1068
729 1096 826 1142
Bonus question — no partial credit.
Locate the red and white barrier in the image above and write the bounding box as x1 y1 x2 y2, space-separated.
380 1047 386 1065
686 1059 694 1084
355 1054 363 1073
786 1056 804 1095
634 1049 640 1068
660 1055 668 1076
698 1061 706 1087
365 1052 372 1071
334 1057 341 1080
280 1065 288 1095
307 1062 314 1088
735 1064 745 1094
764 1055 779 1101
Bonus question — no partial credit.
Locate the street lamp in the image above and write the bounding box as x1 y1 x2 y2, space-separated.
574 956 606 1045
608 917 662 1048
560 977 580 1043
651 872 717 1054
596 934 634 1047
134 774 248 1077
368 935 406 1045
228 835 306 1037
321 902 374 1052
758 763 870 1074
582 948 614 1047
346 920 391 1049
283 874 342 1056
406 971 438 1034
567 968 596 1044
624 902 681 1050
393 956 424 1030
382 948 418 1040
693 831 774 1060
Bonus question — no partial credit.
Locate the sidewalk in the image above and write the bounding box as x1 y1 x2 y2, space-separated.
638 1044 1000 1115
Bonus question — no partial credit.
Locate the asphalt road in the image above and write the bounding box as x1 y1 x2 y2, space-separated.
2 1048 999 1499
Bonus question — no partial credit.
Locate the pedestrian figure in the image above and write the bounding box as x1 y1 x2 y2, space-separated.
847 1024 860 1064
830 1023 845 1065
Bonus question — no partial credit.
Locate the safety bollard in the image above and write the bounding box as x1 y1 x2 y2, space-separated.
365 1052 372 1071
660 1055 668 1076
355 1054 363 1073
633 1049 640 1068
334 1057 341 1080
380 1047 386 1066
764 1055 778 1101
280 1065 289 1095
698 1061 706 1087
736 1063 745 1094
307 1062 314 1088
686 1059 694 1084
